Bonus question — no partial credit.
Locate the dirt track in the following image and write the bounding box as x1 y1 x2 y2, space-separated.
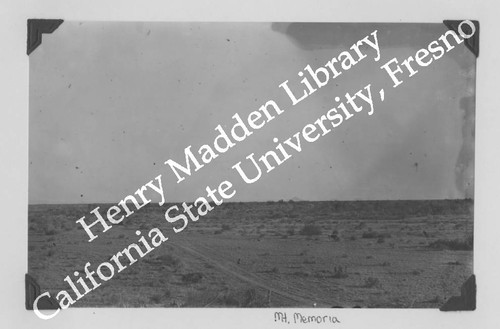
171 237 334 307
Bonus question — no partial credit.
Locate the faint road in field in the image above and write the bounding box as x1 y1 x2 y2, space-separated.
170 237 336 308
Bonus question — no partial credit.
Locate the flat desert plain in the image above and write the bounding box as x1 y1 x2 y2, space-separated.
28 200 473 308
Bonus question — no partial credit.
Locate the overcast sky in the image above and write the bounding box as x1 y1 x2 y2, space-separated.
28 22 475 204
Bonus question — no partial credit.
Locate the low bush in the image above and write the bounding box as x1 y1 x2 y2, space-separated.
159 254 181 267
330 229 340 241
181 272 203 284
299 224 322 236
363 277 380 288
332 266 348 278
362 231 391 239
145 254 182 268
44 226 57 236
183 288 269 307
149 293 165 304
428 236 473 251
362 231 378 239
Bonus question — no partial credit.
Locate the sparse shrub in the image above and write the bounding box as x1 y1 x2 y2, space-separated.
314 270 333 279
362 231 391 239
377 236 385 244
118 233 126 239
64 224 73 231
108 294 121 305
159 254 181 268
145 254 182 269
428 236 473 251
242 288 269 307
362 231 378 239
149 290 171 304
271 266 280 274
44 226 57 236
332 266 348 278
363 277 380 288
183 289 217 307
150 294 163 304
218 292 241 307
286 227 295 236
230 288 269 307
181 272 203 284
184 287 268 307
293 271 310 277
242 288 257 306
349 235 356 241
221 224 231 231
427 296 441 303
355 222 366 229
330 230 340 241
299 224 322 236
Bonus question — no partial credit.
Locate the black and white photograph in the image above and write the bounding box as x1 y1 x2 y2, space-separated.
27 21 475 310
1 1 499 329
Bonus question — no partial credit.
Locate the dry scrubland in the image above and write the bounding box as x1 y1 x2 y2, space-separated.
28 200 473 308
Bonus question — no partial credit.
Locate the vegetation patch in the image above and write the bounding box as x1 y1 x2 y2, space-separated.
362 231 391 239
363 277 380 288
299 224 322 236
181 272 204 284
428 236 473 251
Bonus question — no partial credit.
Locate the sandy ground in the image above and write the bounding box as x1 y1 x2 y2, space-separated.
28 200 473 308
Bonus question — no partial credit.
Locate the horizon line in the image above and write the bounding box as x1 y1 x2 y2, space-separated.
28 197 474 206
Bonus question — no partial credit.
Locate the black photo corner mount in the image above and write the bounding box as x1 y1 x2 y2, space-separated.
27 19 64 55
25 273 59 310
443 20 480 57
440 274 476 311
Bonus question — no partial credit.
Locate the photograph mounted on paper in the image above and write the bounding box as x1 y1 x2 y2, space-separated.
26 20 477 315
